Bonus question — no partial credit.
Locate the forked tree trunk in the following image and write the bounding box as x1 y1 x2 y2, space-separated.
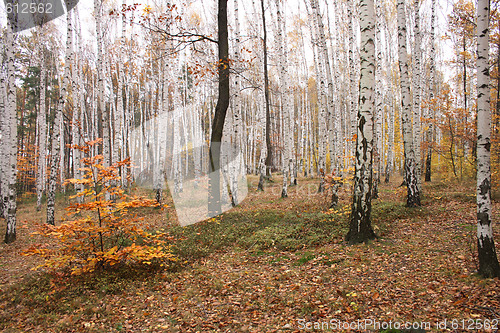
346 0 376 245
476 0 500 278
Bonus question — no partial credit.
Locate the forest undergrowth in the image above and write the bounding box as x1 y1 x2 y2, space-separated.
0 175 500 332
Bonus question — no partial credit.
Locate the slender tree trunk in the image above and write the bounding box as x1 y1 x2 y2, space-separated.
0 49 6 220
36 47 48 211
397 0 420 207
4 20 17 243
47 5 73 225
476 0 500 278
261 0 273 179
372 0 383 199
73 8 84 202
425 0 436 182
208 0 230 216
413 0 422 193
346 0 376 245
230 0 243 205
95 0 109 167
275 0 291 198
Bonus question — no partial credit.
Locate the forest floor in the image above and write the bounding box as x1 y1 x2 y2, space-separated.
1 175 500 332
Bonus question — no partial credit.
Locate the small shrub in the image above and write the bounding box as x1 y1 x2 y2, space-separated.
24 139 176 276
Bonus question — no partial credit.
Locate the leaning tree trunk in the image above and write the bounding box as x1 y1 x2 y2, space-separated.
397 0 420 207
476 0 500 278
346 0 376 245
208 0 230 216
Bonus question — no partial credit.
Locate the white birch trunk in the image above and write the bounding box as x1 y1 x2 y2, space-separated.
397 0 420 207
0 51 6 220
275 0 291 198
425 0 436 182
346 0 376 244
47 6 73 225
4 21 17 243
95 0 110 168
36 46 48 211
413 0 422 193
476 0 500 278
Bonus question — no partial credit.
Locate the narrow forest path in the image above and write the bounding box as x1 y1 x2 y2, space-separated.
1 177 500 332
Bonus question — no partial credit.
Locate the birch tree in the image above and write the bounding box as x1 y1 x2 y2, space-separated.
397 0 420 207
0 46 5 220
345 0 377 244
476 0 500 278
275 0 292 198
95 0 110 167
425 0 436 182
3 19 17 243
413 0 422 193
36 42 48 211
258 0 273 190
47 4 74 225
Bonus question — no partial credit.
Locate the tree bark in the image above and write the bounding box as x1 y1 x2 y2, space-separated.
476 0 500 278
261 0 273 179
346 0 377 245
208 0 230 216
425 0 436 182
397 0 420 207
36 44 48 211
4 20 17 243
47 4 74 225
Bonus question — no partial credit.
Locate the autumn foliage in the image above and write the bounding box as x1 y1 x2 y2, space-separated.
23 139 176 275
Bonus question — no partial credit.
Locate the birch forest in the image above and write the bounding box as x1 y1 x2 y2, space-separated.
3 0 500 330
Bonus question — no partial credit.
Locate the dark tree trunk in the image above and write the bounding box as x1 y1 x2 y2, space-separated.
425 150 432 181
208 0 230 216
257 173 264 191
261 0 273 178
